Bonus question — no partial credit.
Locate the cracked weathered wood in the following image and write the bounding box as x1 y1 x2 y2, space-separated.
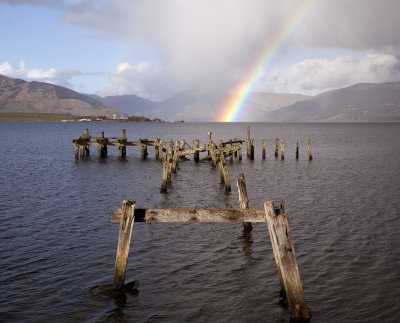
264 201 310 320
113 200 135 289
237 173 252 232
111 207 265 223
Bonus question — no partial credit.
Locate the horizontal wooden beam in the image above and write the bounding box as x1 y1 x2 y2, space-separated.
111 208 265 223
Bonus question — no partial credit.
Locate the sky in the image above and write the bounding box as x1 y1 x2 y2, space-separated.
1 0 400 102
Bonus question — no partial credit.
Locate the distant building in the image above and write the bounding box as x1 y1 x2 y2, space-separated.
113 113 128 120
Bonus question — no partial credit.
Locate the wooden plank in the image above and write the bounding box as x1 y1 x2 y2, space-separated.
264 201 311 320
113 200 136 289
111 208 266 223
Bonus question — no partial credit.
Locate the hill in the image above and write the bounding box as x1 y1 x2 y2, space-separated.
0 75 117 117
268 83 400 122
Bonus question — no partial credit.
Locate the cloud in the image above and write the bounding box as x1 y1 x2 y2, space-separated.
107 61 175 101
259 53 400 95
0 60 82 88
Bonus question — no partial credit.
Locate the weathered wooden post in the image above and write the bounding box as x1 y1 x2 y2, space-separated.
210 143 217 167
172 141 179 173
74 143 79 159
98 131 108 158
113 200 136 289
250 139 255 160
140 139 148 160
237 173 252 232
158 140 163 160
308 138 312 160
154 138 160 160
118 129 127 159
229 139 233 161
281 138 285 160
219 153 231 192
83 129 90 157
179 139 186 158
161 152 169 192
193 139 200 163
167 145 173 182
238 143 242 160
234 138 239 158
275 138 279 158
264 201 311 320
296 141 299 160
246 126 251 157
262 139 266 159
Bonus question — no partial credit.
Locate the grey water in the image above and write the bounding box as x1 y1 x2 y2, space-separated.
0 122 399 322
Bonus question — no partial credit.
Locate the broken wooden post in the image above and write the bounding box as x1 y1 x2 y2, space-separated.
180 139 186 158
281 138 285 160
264 201 311 320
83 129 90 157
193 139 200 163
167 145 173 182
250 139 255 160
74 144 79 159
238 143 242 160
296 141 299 160
308 138 312 160
118 129 127 159
275 138 279 158
113 200 136 289
262 139 266 159
141 139 148 160
237 173 252 232
210 143 217 167
233 138 238 158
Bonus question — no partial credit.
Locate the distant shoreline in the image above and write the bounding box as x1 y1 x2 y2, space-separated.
0 112 163 123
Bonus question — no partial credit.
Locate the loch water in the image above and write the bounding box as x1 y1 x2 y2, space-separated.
0 122 399 322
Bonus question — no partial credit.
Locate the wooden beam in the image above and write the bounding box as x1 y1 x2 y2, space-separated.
111 208 265 223
113 200 136 289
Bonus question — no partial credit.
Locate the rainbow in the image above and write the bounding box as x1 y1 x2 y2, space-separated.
217 0 318 122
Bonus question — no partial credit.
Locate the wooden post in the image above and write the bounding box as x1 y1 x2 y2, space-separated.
161 152 168 192
98 131 107 158
308 138 312 160
229 139 233 162
237 173 252 232
74 143 79 159
193 139 200 163
238 144 242 160
208 132 213 159
281 138 285 160
234 138 238 158
275 138 279 158
154 138 160 160
264 201 311 320
250 139 255 160
246 126 251 157
220 153 231 192
172 141 179 173
167 146 173 182
113 200 136 289
141 139 148 160
262 139 266 159
218 152 225 183
80 144 85 159
83 129 90 157
158 140 163 160
210 143 217 168
296 141 299 160
118 129 127 159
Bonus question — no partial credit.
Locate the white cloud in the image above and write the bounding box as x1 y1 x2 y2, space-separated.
107 61 175 100
258 53 400 95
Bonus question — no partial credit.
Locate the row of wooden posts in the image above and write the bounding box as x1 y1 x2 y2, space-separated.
73 127 312 162
109 173 311 321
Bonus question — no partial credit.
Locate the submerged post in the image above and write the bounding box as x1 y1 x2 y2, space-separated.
281 138 285 160
264 201 311 320
308 138 312 160
250 139 255 160
296 141 299 160
193 139 200 163
118 129 127 159
98 131 108 158
246 126 251 157
155 138 160 160
158 140 164 160
113 200 136 289
237 173 252 232
275 138 279 158
141 139 148 160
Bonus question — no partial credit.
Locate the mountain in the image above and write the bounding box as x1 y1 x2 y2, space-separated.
0 75 117 117
101 89 310 121
268 83 400 122
102 94 157 117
